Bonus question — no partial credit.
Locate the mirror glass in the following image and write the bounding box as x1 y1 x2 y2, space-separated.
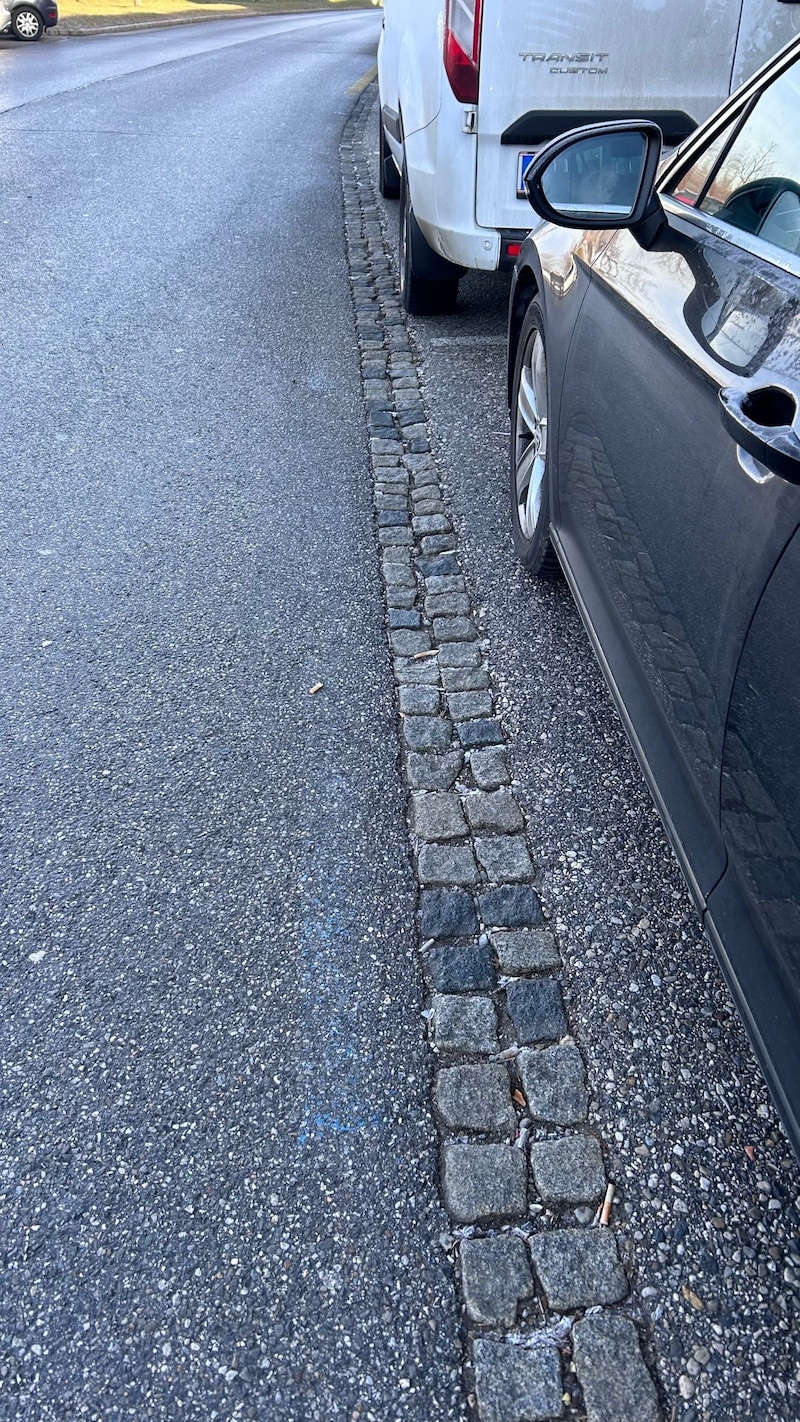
538 131 648 219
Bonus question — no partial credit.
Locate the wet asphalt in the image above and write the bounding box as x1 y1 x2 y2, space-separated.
0 18 466 1421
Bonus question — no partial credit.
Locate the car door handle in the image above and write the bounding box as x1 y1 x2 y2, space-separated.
719 386 800 484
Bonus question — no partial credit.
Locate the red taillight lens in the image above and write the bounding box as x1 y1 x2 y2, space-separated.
444 0 481 104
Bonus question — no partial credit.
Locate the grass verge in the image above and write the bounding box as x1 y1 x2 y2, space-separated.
57 0 378 34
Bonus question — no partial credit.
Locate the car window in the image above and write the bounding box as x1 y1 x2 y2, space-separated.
698 61 800 259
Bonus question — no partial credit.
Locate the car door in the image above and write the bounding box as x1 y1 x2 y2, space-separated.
551 51 800 905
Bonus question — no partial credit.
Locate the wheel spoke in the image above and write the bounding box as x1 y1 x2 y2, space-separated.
532 335 547 415
524 452 545 534
517 364 538 435
515 437 539 500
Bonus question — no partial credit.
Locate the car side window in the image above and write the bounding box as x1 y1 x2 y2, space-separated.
679 60 800 260
671 118 738 208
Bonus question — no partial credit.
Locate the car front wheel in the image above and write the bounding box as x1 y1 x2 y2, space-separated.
12 5 44 36
510 300 561 578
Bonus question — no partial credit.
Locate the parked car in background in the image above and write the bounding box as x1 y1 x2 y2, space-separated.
507 35 800 1151
0 0 57 39
377 0 800 313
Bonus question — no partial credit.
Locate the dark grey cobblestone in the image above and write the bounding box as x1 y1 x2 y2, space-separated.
460 1236 535 1328
472 1340 563 1422
435 1063 516 1135
506 977 567 1044
441 1143 527 1223
432 994 497 1053
389 608 422 630
458 718 505 749
479 885 543 929
390 628 431 657
386 587 417 610
530 1229 628 1311
572 1313 661 1422
420 888 478 938
426 592 471 617
428 942 496 993
433 616 478 642
467 750 510 791
530 1134 606 1204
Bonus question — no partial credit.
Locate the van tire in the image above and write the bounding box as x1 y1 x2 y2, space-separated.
12 5 44 37
510 300 561 579
379 117 401 200
399 166 461 316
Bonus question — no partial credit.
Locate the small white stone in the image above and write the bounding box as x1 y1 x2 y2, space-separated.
678 1375 695 1400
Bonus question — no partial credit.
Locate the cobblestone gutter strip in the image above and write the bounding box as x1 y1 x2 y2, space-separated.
340 89 663 1422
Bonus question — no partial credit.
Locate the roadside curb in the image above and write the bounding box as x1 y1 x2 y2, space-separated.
340 86 664 1422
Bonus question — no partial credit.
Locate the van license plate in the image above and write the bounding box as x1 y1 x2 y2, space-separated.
517 152 536 198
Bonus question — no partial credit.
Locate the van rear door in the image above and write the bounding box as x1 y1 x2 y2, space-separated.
732 0 800 89
475 0 745 234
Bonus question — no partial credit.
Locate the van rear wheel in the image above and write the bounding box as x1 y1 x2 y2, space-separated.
399 166 460 316
378 117 401 200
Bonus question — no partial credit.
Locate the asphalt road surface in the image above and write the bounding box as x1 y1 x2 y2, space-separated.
0 16 466 1421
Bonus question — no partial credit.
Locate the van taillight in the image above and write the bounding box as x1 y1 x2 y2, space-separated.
444 0 482 104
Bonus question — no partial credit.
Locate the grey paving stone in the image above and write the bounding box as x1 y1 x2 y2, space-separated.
399 686 440 715
427 942 495 992
480 885 543 929
390 628 431 657
449 690 493 721
518 1045 589 1125
401 715 453 751
420 888 478 938
437 641 481 668
506 978 567 1044
413 514 452 535
459 718 506 749
411 791 467 841
377 509 409 527
441 1143 527 1223
426 575 466 594
406 750 463 790
572 1312 661 1422
414 500 446 516
426 592 471 617
460 1235 535 1327
475 836 535 883
421 536 457 557
389 608 421 630
404 455 434 473
394 660 441 686
530 1229 628 1311
433 616 478 642
472 1340 563 1422
468 745 514 790
530 1135 606 1204
370 437 402 455
382 563 415 588
386 588 417 610
442 667 490 693
374 493 407 511
435 1063 516 1134
432 993 497 1052
418 842 479 886
493 929 562 974
379 527 414 547
465 789 524 833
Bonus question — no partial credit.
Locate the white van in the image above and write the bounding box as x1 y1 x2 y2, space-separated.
377 0 800 311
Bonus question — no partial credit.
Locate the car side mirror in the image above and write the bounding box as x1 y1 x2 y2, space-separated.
523 120 664 233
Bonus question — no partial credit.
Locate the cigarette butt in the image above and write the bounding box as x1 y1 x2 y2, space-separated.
411 649 438 661
309 682 324 695
599 1183 615 1226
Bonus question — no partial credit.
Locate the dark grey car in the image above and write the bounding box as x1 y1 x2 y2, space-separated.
507 37 800 1151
